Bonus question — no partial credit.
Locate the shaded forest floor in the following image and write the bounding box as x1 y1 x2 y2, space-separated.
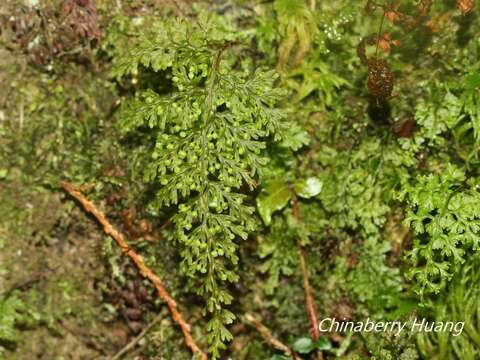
0 2 194 358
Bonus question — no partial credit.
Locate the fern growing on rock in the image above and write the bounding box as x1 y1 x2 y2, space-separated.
114 13 287 357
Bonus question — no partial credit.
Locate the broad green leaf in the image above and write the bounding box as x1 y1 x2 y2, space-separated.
292 336 314 354
313 337 332 351
294 177 323 199
257 180 292 225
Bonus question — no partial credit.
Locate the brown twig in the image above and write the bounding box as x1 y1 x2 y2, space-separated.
62 321 107 356
298 248 320 341
244 313 303 360
374 10 386 58
111 312 163 360
291 192 323 360
61 181 208 360
0 272 45 297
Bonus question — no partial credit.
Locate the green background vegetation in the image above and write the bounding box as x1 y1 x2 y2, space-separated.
0 0 479 359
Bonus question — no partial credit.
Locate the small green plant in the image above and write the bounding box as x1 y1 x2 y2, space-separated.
114 12 295 357
3 0 480 359
402 165 480 296
0 293 24 348
417 257 480 360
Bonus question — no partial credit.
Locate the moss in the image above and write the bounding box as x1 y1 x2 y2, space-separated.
1 0 480 358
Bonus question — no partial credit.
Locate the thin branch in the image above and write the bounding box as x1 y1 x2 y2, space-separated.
0 272 44 297
244 313 303 360
62 321 107 356
298 247 320 341
111 312 163 360
61 181 208 360
291 192 323 360
375 11 386 58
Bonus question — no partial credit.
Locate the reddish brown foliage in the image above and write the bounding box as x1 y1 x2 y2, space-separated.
358 0 439 100
396 118 416 138
377 33 400 53
457 0 475 14
55 0 102 54
367 59 394 100
2 0 101 66
418 0 434 17
356 35 376 65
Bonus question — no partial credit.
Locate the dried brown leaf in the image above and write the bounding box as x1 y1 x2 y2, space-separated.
385 10 401 24
417 0 433 17
457 0 475 14
367 59 394 100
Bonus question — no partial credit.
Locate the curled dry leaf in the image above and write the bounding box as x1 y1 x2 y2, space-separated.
356 35 376 65
383 1 432 29
377 33 401 53
385 10 401 24
418 0 433 17
457 0 475 14
377 38 390 53
357 39 368 65
367 59 394 100
384 2 402 24
395 118 416 138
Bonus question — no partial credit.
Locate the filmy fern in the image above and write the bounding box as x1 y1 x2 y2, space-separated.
403 165 480 296
417 256 480 360
115 15 286 357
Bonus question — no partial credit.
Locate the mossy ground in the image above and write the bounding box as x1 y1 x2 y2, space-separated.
1 1 479 359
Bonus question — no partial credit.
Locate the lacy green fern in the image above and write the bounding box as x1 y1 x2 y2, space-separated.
115 14 287 357
403 165 480 296
417 256 480 360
